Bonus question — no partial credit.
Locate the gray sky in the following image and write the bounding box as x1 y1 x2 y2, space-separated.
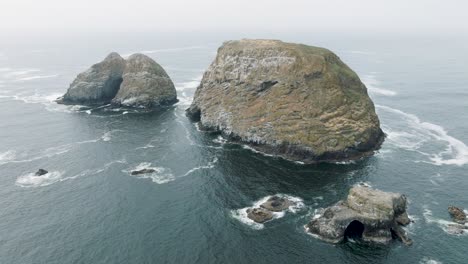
1 0 466 34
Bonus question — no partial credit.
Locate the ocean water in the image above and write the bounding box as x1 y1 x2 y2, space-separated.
0 32 467 264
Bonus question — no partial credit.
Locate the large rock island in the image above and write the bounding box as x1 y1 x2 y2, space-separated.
187 39 384 163
57 52 177 108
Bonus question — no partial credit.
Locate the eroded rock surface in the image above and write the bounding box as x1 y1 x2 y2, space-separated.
448 206 466 224
58 52 126 105
187 39 384 163
306 185 412 245
112 54 177 108
260 196 291 212
246 208 273 223
58 52 177 108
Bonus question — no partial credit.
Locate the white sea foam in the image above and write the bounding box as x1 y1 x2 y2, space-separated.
0 150 16 164
357 181 372 188
15 159 126 188
125 162 175 184
175 75 203 91
14 74 59 81
176 96 193 106
419 258 443 264
362 75 397 96
1 135 109 166
242 145 275 157
16 171 65 188
2 68 40 77
377 105 468 166
423 207 468 236
212 135 227 145
182 157 218 177
101 132 112 142
231 194 305 229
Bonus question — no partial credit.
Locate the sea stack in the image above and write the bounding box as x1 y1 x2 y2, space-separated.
57 52 126 105
306 185 412 245
111 54 177 108
187 39 384 163
57 52 177 108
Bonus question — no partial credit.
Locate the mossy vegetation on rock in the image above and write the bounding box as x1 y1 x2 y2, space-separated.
58 52 177 108
187 39 384 163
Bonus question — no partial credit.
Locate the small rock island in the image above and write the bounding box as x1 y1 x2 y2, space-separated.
187 39 384 163
57 52 177 108
306 185 412 245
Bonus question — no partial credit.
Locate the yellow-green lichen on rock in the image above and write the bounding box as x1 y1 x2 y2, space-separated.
187 39 384 163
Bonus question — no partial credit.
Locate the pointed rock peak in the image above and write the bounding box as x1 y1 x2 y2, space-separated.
104 52 123 61
127 53 155 63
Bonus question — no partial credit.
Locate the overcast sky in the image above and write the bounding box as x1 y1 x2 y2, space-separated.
0 0 466 34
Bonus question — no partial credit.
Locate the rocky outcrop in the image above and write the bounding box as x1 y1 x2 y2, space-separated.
57 52 126 105
260 196 291 212
35 169 48 176
111 54 177 108
306 185 412 245
448 206 466 224
246 195 297 223
187 39 384 163
246 208 273 223
58 52 177 108
130 168 156 175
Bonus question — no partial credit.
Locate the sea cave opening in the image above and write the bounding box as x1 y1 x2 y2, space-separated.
344 220 365 241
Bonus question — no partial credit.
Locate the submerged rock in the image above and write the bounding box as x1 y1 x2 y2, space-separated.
35 169 48 176
306 185 412 245
187 39 384 164
246 208 273 223
57 52 126 105
111 54 178 108
446 223 468 235
448 206 466 224
58 52 177 108
260 196 291 212
245 195 297 223
131 168 156 175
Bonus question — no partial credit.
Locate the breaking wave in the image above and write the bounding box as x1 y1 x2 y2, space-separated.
182 157 218 177
423 206 468 236
231 194 305 230
362 75 397 96
377 105 468 166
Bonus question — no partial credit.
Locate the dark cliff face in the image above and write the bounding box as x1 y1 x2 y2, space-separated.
187 39 384 163
58 52 177 108
59 52 126 105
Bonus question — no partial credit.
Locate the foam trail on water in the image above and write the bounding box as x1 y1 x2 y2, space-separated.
419 257 443 264
362 75 397 96
377 104 468 166
15 159 126 188
182 157 218 177
231 194 305 230
14 74 59 81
